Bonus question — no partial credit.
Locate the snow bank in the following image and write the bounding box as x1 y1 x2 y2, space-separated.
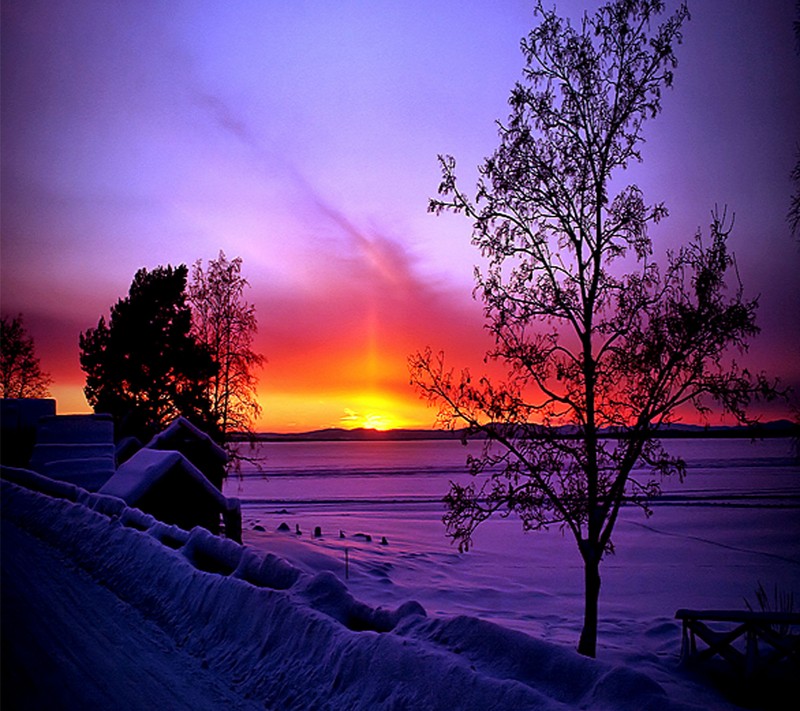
1 468 700 710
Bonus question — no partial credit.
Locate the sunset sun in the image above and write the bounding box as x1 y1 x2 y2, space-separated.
361 413 392 431
340 401 402 431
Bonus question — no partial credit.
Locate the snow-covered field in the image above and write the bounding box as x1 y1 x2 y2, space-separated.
2 438 798 709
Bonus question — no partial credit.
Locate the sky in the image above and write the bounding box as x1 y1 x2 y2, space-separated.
2 0 799 433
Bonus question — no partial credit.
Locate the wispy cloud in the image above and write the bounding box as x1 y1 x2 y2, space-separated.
193 91 260 148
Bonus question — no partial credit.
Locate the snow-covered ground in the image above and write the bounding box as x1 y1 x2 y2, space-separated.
233 501 798 709
228 437 800 709
2 438 797 710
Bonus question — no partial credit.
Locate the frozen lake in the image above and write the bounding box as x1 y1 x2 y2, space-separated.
226 437 800 504
225 438 799 623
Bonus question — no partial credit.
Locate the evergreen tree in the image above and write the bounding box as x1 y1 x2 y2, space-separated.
80 265 218 443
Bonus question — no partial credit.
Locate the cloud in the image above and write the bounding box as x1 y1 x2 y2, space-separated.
340 408 360 424
193 91 261 149
185 88 427 294
306 195 420 293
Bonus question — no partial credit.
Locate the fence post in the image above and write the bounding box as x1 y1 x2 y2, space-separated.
745 624 758 679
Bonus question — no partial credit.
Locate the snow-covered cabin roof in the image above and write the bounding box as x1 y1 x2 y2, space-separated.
145 417 227 464
99 448 228 511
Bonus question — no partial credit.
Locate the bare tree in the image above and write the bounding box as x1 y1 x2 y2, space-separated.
410 0 776 658
188 252 264 448
790 151 800 237
790 5 800 236
1 314 52 398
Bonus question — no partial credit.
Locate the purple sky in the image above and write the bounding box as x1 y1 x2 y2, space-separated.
2 0 798 431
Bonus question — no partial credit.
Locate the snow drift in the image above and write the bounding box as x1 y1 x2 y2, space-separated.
2 466 699 710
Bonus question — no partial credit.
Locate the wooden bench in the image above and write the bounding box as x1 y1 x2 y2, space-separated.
675 609 800 680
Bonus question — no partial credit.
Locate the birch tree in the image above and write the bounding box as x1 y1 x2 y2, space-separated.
188 252 264 442
0 314 52 398
410 0 775 657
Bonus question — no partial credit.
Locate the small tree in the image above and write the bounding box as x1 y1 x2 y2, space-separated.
790 151 800 236
80 265 218 443
411 0 775 657
188 252 264 448
0 314 52 398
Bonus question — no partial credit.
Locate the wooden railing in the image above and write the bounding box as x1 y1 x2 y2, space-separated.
675 608 800 680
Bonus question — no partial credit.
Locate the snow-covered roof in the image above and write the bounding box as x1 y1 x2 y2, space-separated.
37 456 115 493
145 416 227 464
99 448 228 510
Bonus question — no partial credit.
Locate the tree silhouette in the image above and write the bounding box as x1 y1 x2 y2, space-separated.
0 314 52 398
80 265 218 443
188 252 264 457
188 252 264 435
411 0 776 658
789 4 800 236
790 152 800 237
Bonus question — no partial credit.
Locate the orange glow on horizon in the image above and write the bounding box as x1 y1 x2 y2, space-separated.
39 372 794 436
255 388 437 433
49 383 91 416
33 289 797 436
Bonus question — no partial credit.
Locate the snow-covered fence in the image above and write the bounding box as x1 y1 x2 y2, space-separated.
233 548 301 590
676 608 800 680
182 527 244 576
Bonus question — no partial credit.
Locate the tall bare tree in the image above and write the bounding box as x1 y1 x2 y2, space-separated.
188 252 264 444
1 314 52 398
790 153 800 237
411 0 776 657
789 6 800 236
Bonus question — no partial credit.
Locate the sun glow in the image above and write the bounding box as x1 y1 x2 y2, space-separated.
339 395 405 431
346 411 394 431
255 388 434 433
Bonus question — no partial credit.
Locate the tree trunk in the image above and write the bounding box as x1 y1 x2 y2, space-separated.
577 551 601 658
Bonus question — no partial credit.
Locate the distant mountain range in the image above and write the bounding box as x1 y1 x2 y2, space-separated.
242 420 799 442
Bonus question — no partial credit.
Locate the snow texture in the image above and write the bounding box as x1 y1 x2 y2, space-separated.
1 466 700 711
34 414 114 445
